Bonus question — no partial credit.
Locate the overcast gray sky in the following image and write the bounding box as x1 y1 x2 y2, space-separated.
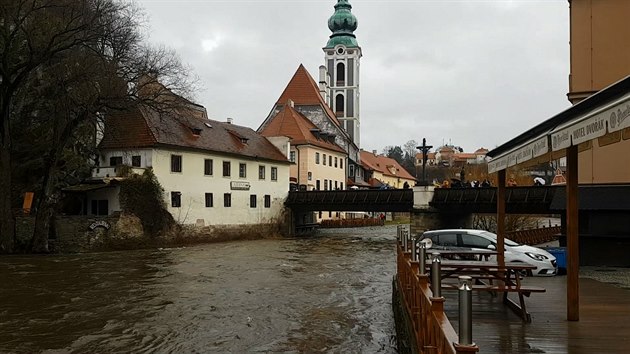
136 0 570 154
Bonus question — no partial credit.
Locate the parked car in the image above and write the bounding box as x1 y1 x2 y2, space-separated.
419 229 557 276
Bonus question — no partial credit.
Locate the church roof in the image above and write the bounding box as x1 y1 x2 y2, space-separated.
326 0 359 48
275 64 342 127
260 103 346 153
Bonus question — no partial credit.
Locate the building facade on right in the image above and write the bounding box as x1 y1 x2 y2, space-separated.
568 0 630 184
568 0 630 104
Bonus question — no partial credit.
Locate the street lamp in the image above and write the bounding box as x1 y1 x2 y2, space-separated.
416 138 433 186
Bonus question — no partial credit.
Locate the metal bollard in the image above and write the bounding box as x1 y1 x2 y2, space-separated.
431 253 442 297
403 230 409 253
411 236 418 262
458 276 473 346
419 242 427 275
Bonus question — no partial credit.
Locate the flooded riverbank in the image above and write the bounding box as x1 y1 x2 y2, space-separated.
0 226 399 353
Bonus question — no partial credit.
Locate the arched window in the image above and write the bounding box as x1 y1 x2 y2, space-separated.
336 62 345 85
335 94 344 117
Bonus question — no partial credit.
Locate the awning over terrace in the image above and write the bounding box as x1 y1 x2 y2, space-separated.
487 74 630 323
488 76 630 173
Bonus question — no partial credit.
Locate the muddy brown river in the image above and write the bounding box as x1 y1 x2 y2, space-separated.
0 226 398 353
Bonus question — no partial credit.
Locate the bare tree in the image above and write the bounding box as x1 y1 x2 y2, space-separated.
0 0 196 253
473 214 539 233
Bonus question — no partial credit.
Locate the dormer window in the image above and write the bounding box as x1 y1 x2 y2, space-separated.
228 129 248 144
190 127 202 136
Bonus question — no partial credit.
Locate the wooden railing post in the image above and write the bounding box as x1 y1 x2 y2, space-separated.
396 237 478 354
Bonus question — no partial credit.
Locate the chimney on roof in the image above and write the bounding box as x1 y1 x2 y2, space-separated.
372 150 377 155
318 65 330 103
286 99 294 108
227 118 233 124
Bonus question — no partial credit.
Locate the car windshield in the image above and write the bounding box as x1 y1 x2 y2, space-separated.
480 231 520 247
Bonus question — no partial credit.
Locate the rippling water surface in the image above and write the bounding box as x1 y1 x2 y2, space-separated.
0 226 398 353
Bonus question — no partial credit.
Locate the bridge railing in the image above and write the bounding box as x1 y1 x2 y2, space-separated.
285 189 413 212
396 227 479 354
431 186 559 205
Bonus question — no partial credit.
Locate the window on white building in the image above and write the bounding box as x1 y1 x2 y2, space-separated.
290 151 296 163
91 200 108 216
223 161 230 177
340 158 343 169
239 163 247 178
204 159 213 176
109 156 122 167
224 193 231 207
335 94 344 117
264 195 271 208
171 155 182 173
334 157 338 168
205 193 213 207
259 165 266 180
336 62 345 86
323 154 327 165
131 156 141 167
250 194 257 208
271 167 278 181
316 152 320 164
171 192 181 207
307 172 312 181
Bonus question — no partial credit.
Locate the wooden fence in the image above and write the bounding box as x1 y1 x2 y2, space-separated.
396 238 479 353
507 226 561 245
319 218 384 228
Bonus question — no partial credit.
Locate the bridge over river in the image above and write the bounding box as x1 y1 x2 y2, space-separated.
285 185 618 235
285 185 566 213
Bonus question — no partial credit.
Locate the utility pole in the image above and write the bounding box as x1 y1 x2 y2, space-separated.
416 138 433 186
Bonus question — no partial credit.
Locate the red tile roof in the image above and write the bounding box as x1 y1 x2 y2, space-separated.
99 103 289 164
276 64 342 127
454 153 477 160
360 150 416 181
474 147 489 154
260 104 346 153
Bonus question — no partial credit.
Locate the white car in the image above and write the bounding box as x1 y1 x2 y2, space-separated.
420 229 557 276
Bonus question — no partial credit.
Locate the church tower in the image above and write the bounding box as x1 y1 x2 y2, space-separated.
321 0 362 147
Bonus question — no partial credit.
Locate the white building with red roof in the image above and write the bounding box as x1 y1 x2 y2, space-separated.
78 94 291 227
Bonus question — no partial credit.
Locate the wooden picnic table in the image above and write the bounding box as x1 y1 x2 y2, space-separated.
425 259 545 322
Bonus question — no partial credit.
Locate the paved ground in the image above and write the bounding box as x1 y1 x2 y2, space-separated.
537 240 630 289
580 266 630 289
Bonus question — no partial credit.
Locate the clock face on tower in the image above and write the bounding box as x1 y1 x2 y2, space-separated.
336 47 345 55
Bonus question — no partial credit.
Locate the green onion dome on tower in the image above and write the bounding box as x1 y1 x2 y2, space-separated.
325 0 359 48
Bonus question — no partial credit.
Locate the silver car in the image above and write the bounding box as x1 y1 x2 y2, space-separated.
420 229 557 276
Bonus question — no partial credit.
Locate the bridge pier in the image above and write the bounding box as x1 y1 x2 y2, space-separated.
411 185 472 236
410 208 473 236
